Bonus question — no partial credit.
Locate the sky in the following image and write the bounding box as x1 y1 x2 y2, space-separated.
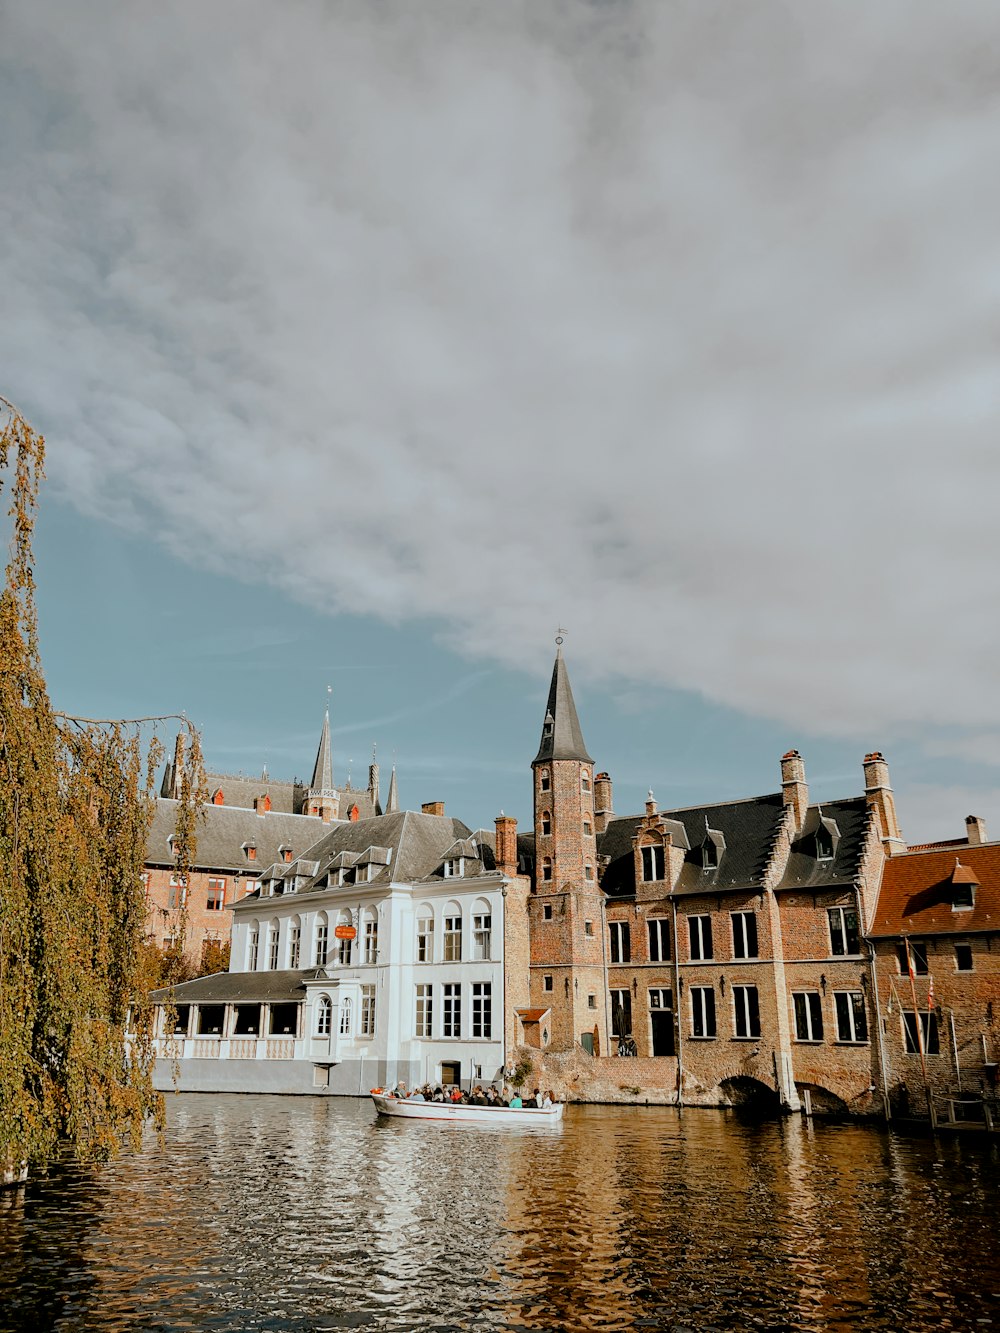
3 1 1000 839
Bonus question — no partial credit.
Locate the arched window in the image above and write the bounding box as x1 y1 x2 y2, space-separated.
541 811 551 836
583 818 593 837
247 921 260 971
541 856 553 882
539 768 551 792
314 912 329 966
581 770 591 792
584 862 595 881
288 915 302 969
338 911 353 965
267 920 280 970
416 905 435 963
473 899 492 960
363 909 378 964
444 905 463 962
316 995 332 1036
340 995 353 1035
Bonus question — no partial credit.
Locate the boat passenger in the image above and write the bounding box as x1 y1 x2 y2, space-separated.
409 1088 426 1102
509 1092 523 1109
524 1087 541 1108
390 1081 407 1098
470 1087 486 1105
431 1086 446 1103
542 1090 554 1108
449 1085 463 1103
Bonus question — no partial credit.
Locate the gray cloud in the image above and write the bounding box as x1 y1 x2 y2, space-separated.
4 1 1000 743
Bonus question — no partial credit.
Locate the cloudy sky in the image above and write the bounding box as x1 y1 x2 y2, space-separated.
3 1 1000 835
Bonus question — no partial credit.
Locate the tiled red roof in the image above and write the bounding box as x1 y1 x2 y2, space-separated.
516 1008 551 1023
871 842 1000 936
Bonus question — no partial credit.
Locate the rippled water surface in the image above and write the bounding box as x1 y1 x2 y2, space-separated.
2 1097 1000 1332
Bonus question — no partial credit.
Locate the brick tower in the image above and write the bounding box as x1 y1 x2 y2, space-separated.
530 644 609 1055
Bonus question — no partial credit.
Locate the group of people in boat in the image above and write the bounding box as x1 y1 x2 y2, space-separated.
387 1082 555 1108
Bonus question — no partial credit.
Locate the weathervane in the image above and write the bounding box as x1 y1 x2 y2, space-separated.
555 625 567 646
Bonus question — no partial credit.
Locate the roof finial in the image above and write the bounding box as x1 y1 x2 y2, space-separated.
555 624 566 647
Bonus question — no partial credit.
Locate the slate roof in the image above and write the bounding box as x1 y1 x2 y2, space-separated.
146 799 326 871
233 810 501 909
599 793 787 899
870 842 1000 937
309 710 335 795
775 797 870 890
533 649 594 765
150 968 331 1004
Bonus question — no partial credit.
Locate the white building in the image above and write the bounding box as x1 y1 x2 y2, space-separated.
149 809 532 1095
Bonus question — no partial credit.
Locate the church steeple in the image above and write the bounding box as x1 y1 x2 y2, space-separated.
384 765 399 814
302 708 339 821
533 645 593 766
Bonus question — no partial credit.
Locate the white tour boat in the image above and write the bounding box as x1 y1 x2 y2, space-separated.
371 1092 564 1123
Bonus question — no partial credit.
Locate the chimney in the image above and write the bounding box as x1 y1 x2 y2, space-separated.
780 750 808 831
254 793 272 816
966 814 988 845
645 790 658 817
594 771 614 833
864 752 904 852
495 812 518 876
421 801 445 817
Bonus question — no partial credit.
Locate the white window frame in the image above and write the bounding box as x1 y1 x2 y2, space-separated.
339 995 353 1036
732 984 760 1039
443 983 462 1038
206 877 226 911
415 984 433 1038
314 921 329 967
364 917 378 965
444 915 462 962
472 982 492 1039
731 911 758 960
828 906 860 957
288 923 301 970
647 918 670 963
361 984 376 1036
473 913 492 961
688 914 713 961
834 990 868 1043
792 991 823 1042
609 920 630 964
267 923 280 971
416 915 434 963
641 845 665 882
315 995 332 1037
691 986 716 1038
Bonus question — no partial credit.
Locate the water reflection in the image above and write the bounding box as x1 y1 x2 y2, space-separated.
1 1097 999 1331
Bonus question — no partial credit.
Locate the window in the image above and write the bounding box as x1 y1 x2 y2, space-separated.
834 991 868 1043
288 924 301 969
955 943 973 972
540 769 551 792
541 857 552 882
267 923 280 970
543 903 553 921
168 875 187 909
416 915 434 963
543 975 553 992
361 985 376 1036
610 988 632 1037
282 847 293 864
245 844 258 862
473 913 492 961
701 840 718 870
338 925 352 966
952 883 975 910
588 993 597 1009
642 845 665 882
315 995 332 1037
207 878 226 911
828 907 860 957
731 912 759 960
339 995 353 1036
691 987 716 1038
364 918 378 965
582 770 591 791
815 826 834 861
472 982 492 1038
649 988 672 1010
793 992 824 1041
688 915 713 961
732 986 760 1039
903 1010 940 1055
415 984 433 1037
541 812 551 836
443 858 463 878
584 863 595 880
583 818 593 837
243 879 260 898
248 925 260 971
647 919 671 962
443 984 461 1038
609 921 631 964
444 916 462 962
315 921 329 967
584 919 594 937
897 940 928 975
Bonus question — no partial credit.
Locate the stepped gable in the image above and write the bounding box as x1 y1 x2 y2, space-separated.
599 792 786 899
870 841 1000 938
146 799 324 870
775 796 870 890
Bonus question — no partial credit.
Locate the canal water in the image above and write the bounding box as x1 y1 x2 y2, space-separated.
2 1097 999 1332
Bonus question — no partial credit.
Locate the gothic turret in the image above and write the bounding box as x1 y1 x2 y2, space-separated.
533 646 594 765
302 709 339 821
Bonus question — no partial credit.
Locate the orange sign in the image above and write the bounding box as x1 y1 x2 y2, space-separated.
334 925 356 940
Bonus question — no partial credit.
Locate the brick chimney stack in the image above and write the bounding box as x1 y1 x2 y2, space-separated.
421 801 445 817
864 752 904 853
966 814 988 845
780 750 808 831
495 813 518 876
594 771 614 832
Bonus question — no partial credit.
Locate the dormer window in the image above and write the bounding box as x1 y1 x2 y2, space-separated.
244 843 258 862
952 883 975 910
701 841 718 871
443 857 463 878
641 845 665 882
816 827 834 861
281 847 293 864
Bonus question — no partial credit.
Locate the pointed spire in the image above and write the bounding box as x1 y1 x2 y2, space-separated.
369 743 382 816
533 644 593 765
384 765 399 814
310 708 335 797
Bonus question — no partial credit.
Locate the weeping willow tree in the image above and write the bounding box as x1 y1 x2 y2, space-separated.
0 400 203 1180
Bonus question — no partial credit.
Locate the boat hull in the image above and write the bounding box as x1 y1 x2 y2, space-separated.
371 1094 563 1123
